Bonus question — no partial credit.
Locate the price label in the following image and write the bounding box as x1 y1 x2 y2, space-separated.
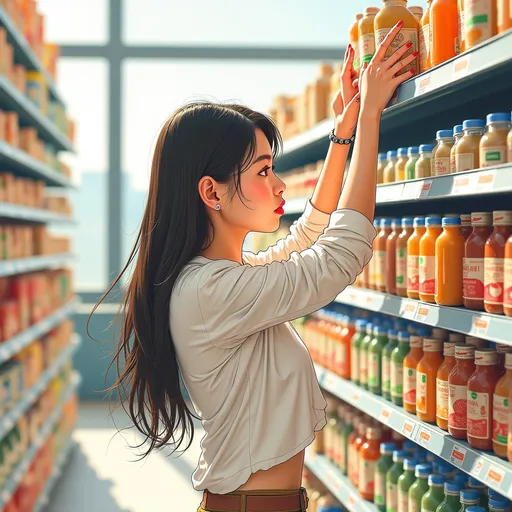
453 55 470 80
378 183 405 203
475 171 496 192
418 428 431 448
324 374 335 391
415 73 432 96
452 175 473 195
471 316 490 337
352 391 361 403
473 459 485 476
400 300 418 319
402 420 416 438
415 305 431 323
449 444 467 467
348 494 357 507
349 292 357 302
380 407 392 424
366 294 374 305
418 180 433 197
333 479 341 491
485 466 505 487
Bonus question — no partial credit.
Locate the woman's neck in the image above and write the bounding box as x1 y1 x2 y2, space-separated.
201 226 247 263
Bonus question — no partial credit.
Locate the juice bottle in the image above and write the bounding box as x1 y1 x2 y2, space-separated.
401 440 416 455
448 343 476 439
435 217 465 306
386 450 408 512
339 315 355 379
464 0 497 49
409 6 424 22
456 119 486 172
359 426 383 501
466 336 489 349
421 474 448 512
467 477 489 509
430 0 459 66
416 338 443 423
450 124 464 173
495 354 512 457
459 489 481 510
374 0 420 76
460 214 473 240
378 152 388 184
386 219 401 295
376 219 393 293
382 329 398 400
419 0 432 72
496 344 512 376
396 218 414 297
350 14 364 73
484 210 512 314
359 8 381 67
505 233 512 317
464 212 493 310
405 146 420 180
408 464 432 512
384 150 398 183
395 147 409 182
489 498 510 512
369 326 389 395
432 327 448 341
449 333 465 343
432 130 455 176
375 442 397 512
370 219 381 289
498 0 512 32
407 217 427 299
360 323 375 390
348 415 362 483
397 458 419 512
350 419 369 485
338 409 354 474
436 342 456 430
467 349 498 450
403 330 427 413
390 331 410 406
351 320 368 385
480 113 512 168
415 144 434 178
452 473 469 488
436 481 464 512
419 216 443 303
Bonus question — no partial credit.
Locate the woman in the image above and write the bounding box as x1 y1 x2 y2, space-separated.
94 21 416 512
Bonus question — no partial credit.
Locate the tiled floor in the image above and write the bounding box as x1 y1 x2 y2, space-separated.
45 402 204 512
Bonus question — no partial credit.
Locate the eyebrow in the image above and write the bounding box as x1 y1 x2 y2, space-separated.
252 154 272 165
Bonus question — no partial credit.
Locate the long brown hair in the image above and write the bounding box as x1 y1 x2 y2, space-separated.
88 102 282 459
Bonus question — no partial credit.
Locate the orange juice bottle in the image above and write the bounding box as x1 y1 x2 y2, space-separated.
498 0 512 33
435 217 465 306
464 0 497 49
458 0 466 53
384 150 398 183
419 216 443 303
358 426 383 501
369 219 381 290
339 315 356 379
419 0 433 72
505 233 512 317
407 217 427 299
456 119 486 172
359 8 380 66
410 6 424 22
493 352 512 458
450 125 464 173
396 217 415 297
460 214 473 240
432 130 455 176
377 153 387 184
386 219 401 295
416 338 444 423
374 0 420 76
436 342 456 430
430 0 459 66
376 219 393 293
395 148 408 181
403 330 427 414
350 14 364 73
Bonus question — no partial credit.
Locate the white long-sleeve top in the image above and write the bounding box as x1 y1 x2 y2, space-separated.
170 201 376 494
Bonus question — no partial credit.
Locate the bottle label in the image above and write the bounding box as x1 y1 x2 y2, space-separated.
436 378 449 421
339 436 347 471
396 246 407 288
398 488 409 512
375 250 386 288
360 349 368 386
403 367 417 405
504 259 512 307
450 150 457 174
419 255 435 294
456 153 475 173
417 371 428 413
386 482 398 512
368 352 380 388
480 145 506 167
374 471 386 506
467 390 490 439
458 9 465 50
359 458 376 496
484 257 505 305
382 356 391 393
351 344 359 381
419 24 430 73
360 33 376 65
449 383 468 431
348 443 358 481
466 0 493 44
407 255 419 292
375 28 418 74
337 339 349 377
409 499 420 512
433 156 450 176
493 394 509 446
391 361 404 399
463 257 485 300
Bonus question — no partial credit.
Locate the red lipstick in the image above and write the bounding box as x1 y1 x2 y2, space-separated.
274 200 285 215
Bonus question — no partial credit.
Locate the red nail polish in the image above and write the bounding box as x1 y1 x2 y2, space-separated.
413 51 419 57
397 20 404 27
410 69 415 74
406 41 413 48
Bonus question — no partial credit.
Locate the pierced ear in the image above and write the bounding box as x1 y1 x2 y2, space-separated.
198 176 221 209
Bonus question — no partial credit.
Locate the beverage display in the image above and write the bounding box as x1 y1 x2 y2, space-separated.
396 147 408 182
408 463 431 512
384 150 398 183
436 481 464 512
459 489 481 510
369 326 389 395
419 0 432 72
464 0 497 48
456 119 486 173
405 146 420 180
480 113 512 167
416 338 444 423
461 214 473 240
387 450 408 512
359 427 382 500
415 144 434 178
375 442 396 511
408 217 427 299
451 124 464 173
436 342 456 430
396 218 414 297
397 458 419 512
351 320 367 386
350 14 364 72
419 217 443 303
378 152 388 184
391 331 410 406
430 0 459 66
432 130 455 176
382 329 399 400
376 219 393 293
421 474 448 511
386 219 401 295
403 331 426 413
360 323 375 390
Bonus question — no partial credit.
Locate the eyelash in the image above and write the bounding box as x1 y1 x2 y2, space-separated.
259 165 275 177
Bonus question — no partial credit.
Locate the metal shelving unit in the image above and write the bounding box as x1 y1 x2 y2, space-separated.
0 253 74 278
315 364 512 500
0 201 74 223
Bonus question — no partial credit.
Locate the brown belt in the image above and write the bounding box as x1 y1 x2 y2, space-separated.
201 487 309 511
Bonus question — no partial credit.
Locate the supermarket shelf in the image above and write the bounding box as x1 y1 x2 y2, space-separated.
0 336 80 442
335 287 512 345
0 76 72 152
0 6 65 106
0 372 80 508
305 453 378 512
315 363 512 500
32 437 75 512
0 201 74 224
0 299 79 365
0 253 74 278
0 141 73 187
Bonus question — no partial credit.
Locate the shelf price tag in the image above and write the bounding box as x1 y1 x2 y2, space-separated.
453 55 471 80
451 175 473 195
415 305 431 323
475 171 496 192
348 494 357 508
449 444 467 468
485 466 505 488
470 316 490 337
415 73 432 96
473 459 485 477
400 300 418 320
380 407 392 424
402 420 416 438
418 428 432 448
352 391 361 403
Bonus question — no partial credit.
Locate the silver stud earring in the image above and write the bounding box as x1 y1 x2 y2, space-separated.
215 204 221 211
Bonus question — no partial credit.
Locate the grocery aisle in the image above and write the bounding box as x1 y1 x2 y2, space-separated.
46 402 204 512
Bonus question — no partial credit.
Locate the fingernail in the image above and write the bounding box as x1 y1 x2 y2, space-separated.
397 20 404 27
410 69 415 75
348 43 352 50
406 41 413 48
413 51 419 57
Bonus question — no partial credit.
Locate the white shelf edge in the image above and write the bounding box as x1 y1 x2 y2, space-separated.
0 202 74 223
0 253 75 278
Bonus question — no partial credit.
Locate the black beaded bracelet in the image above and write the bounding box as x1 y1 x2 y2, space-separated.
329 128 355 145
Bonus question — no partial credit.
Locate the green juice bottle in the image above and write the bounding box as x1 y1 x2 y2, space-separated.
397 458 419 512
408 463 432 512
390 331 411 406
421 474 447 512
386 450 408 512
468 477 489 510
338 409 354 475
382 329 398 400
436 481 463 512
360 322 374 390
488 497 511 512
375 442 397 512
369 326 389 395
351 319 368 385
459 489 481 511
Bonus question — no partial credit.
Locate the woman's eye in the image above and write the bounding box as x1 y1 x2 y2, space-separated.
258 165 275 177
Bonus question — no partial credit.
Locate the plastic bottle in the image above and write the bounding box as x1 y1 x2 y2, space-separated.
484 211 512 314
359 8 381 67
451 124 464 173
448 333 465 343
419 216 443 303
432 327 449 341
369 326 389 395
496 345 512 377
390 331 410 407
494 353 512 459
432 130 455 176
430 0 459 66
382 329 399 400
378 152 388 184
360 323 375 390
386 219 401 295
461 214 473 240
409 6 424 22
436 342 456 430
488 498 511 512
351 320 367 385
352 419 369 485
464 0 497 49
467 478 490 509
370 219 381 290
395 147 409 182
376 219 393 293
397 458 419 512
384 150 398 183
480 113 512 168
458 0 466 53
436 481 464 512
419 0 432 72
467 349 498 450
386 450 408 512
359 427 383 501
348 415 362 483
456 120 486 173
505 233 512 317
421 474 448 511
405 146 420 180
396 218 415 297
350 14 364 73
340 315 355 379
448 344 476 439
407 217 427 299
453 473 469 488
416 338 444 423
375 442 397 511
403 330 426 413
415 144 434 178
498 0 512 33
466 337 489 349
408 463 432 512
458 489 481 511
